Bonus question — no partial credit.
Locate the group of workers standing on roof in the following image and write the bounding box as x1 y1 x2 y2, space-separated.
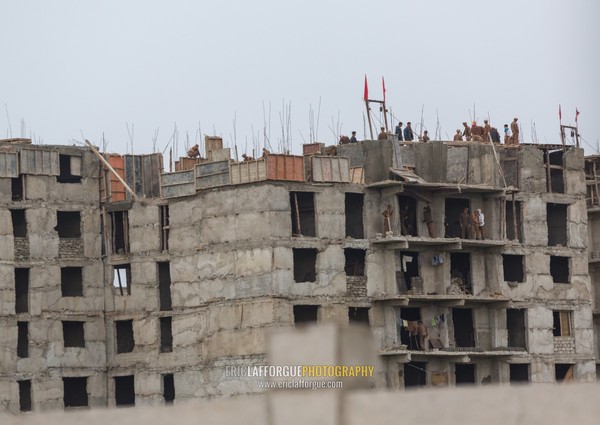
340 117 520 145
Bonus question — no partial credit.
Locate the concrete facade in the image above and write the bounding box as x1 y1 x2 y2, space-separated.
0 137 596 413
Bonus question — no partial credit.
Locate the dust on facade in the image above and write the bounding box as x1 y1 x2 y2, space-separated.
0 132 598 413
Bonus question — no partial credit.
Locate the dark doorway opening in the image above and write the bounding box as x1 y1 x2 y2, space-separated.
115 320 135 353
160 205 170 251
505 200 523 242
18 380 32 412
11 209 27 237
397 308 424 350
290 192 316 237
509 364 529 383
293 248 317 282
63 377 88 408
160 317 173 353
455 364 476 385
17 321 28 358
293 305 319 325
553 311 571 337
555 364 573 382
158 262 172 311
11 175 24 201
452 309 475 348
110 211 129 254
545 150 565 193
507 309 526 349
345 193 364 239
550 256 569 283
163 374 175 404
344 249 365 276
15 268 29 314
63 321 85 348
397 195 417 236
56 211 81 238
348 307 370 325
113 264 131 296
450 252 471 293
114 375 135 406
61 267 83 297
503 255 524 283
547 203 567 246
445 198 470 238
57 154 82 183
404 362 427 388
397 251 419 293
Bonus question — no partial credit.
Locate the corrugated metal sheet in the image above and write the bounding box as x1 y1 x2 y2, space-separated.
195 160 230 189
205 136 223 153
311 156 350 182
19 148 59 175
266 155 304 181
124 153 162 198
350 167 364 184
230 159 267 184
302 143 324 156
0 150 18 178
208 148 231 162
390 168 428 183
161 170 195 198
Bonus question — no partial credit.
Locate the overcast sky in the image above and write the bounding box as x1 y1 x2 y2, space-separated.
1 0 598 158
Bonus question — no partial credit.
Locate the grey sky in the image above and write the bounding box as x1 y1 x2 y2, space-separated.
1 0 598 158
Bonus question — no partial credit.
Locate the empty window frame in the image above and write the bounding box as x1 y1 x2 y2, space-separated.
404 361 427 388
345 193 364 239
17 321 28 358
348 307 370 325
455 364 476 385
293 248 317 283
452 308 475 348
61 267 83 297
502 254 524 283
115 320 135 354
56 211 81 238
163 374 175 404
290 192 316 237
547 203 568 247
445 198 470 238
509 364 530 383
398 195 418 236
553 311 571 337
11 209 27 237
63 377 88 408
113 264 131 296
57 154 82 183
12 175 24 201
555 364 574 382
62 321 85 348
505 199 523 242
114 375 135 406
507 309 527 349
158 262 172 311
160 205 170 251
450 252 472 293
15 268 29 314
397 251 419 293
18 380 32 412
160 317 173 353
293 305 319 325
109 211 129 254
544 149 565 193
344 249 365 277
550 256 569 284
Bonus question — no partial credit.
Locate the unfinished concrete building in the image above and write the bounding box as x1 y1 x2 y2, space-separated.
0 135 596 413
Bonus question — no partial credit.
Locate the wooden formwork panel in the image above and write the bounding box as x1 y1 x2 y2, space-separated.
0 150 18 177
19 148 59 175
161 170 195 198
311 156 350 183
195 160 230 189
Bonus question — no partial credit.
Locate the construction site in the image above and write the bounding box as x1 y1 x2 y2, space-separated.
0 131 599 413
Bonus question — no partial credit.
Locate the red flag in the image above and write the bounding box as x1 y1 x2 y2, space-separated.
575 108 580 123
363 75 369 101
382 76 386 102
558 104 562 121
